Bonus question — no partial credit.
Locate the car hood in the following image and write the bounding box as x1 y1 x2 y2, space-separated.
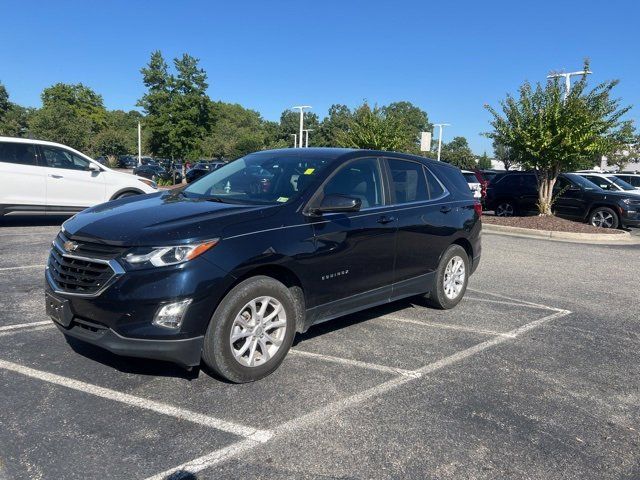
63 191 280 246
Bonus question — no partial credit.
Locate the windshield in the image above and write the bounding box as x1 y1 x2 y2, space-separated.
183 152 333 204
608 176 636 191
564 173 602 191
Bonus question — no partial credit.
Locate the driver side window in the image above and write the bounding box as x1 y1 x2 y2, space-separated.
322 158 383 209
42 146 90 171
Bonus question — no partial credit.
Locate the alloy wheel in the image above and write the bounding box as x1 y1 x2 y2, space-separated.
229 296 287 367
495 202 514 217
443 255 466 300
591 210 614 228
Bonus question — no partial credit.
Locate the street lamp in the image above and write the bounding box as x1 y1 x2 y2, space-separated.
433 123 450 161
547 69 592 100
291 106 311 148
290 134 297 148
303 129 314 148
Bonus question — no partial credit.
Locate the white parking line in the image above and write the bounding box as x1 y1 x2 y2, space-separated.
0 264 45 271
145 438 261 480
464 296 550 310
0 359 273 443
379 315 516 338
146 307 571 479
0 320 51 332
468 288 564 312
290 349 418 377
276 309 571 436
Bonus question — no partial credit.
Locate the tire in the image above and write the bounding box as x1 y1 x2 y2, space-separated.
202 276 297 383
114 191 138 200
495 200 515 217
423 244 469 310
589 207 619 229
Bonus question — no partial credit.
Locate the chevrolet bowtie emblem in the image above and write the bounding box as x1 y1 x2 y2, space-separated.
63 240 79 252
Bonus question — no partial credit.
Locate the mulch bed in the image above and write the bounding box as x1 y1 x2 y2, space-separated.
482 214 624 235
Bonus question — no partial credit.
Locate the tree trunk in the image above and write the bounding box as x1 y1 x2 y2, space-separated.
536 169 558 216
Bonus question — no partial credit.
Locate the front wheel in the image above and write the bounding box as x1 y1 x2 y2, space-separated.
589 207 619 229
495 200 515 217
202 276 297 383
423 245 469 310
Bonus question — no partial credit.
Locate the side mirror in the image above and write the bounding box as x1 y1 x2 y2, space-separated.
312 194 362 214
568 185 581 191
88 163 102 172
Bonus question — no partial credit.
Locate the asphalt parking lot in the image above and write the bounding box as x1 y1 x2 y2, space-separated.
1 218 639 480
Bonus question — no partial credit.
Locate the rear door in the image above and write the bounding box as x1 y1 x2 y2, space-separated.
40 145 106 211
0 141 46 213
385 158 451 296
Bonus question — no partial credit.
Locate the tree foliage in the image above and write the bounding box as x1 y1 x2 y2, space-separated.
439 136 476 169
336 103 406 151
477 152 492 169
0 82 31 137
492 140 518 171
485 61 634 215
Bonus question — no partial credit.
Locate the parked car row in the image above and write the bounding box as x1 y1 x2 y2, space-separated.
484 171 640 229
185 160 226 183
133 163 183 184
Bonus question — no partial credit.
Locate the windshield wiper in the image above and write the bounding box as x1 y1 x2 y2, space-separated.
204 196 230 203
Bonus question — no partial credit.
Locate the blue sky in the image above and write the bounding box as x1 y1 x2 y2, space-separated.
1 0 638 154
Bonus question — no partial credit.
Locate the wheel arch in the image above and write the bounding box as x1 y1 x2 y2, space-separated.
109 187 145 201
451 237 473 263
225 264 307 333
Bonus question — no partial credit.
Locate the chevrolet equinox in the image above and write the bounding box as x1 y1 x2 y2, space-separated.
45 148 481 382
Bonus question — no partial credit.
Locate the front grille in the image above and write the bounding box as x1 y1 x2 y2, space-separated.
58 232 127 260
48 242 118 295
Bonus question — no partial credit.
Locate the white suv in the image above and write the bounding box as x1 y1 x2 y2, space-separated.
576 172 640 197
0 137 158 217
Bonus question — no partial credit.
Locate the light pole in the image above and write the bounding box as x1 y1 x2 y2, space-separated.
303 129 314 148
292 106 311 148
547 69 592 100
433 123 450 161
137 121 142 166
290 134 298 148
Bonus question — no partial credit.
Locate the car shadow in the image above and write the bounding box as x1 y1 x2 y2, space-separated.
292 296 432 347
64 335 201 381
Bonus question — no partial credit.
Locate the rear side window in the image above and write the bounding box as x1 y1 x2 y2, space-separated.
0 142 38 166
424 167 445 198
462 172 478 183
387 159 429 203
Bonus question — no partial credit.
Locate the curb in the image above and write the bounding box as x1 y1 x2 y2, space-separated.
482 223 639 245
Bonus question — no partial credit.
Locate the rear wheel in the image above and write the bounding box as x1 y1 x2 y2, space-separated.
423 245 469 310
202 276 296 383
495 200 515 217
589 207 619 229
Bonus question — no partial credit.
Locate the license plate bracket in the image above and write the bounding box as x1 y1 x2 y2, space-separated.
45 292 73 327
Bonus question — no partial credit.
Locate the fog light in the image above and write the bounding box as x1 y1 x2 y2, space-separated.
153 299 192 329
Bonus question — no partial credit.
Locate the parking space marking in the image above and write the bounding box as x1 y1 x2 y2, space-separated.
290 349 419 377
0 320 51 332
0 359 273 443
144 438 261 480
468 288 564 312
275 309 571 436
0 264 45 272
0 324 54 338
146 305 571 479
379 315 516 338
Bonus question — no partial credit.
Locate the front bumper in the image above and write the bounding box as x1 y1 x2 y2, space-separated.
621 208 640 227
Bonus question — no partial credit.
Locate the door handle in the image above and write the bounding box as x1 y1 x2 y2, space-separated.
440 206 452 213
48 174 63 179
377 215 396 224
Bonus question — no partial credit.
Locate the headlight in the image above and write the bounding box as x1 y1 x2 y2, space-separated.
124 239 219 268
138 178 158 189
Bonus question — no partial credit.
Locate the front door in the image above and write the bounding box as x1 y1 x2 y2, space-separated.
553 176 587 219
305 157 397 321
40 146 106 211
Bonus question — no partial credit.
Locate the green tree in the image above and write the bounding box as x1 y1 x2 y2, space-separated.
439 136 476 169
477 151 492 169
492 140 518 171
337 103 405 151
277 109 320 147
92 129 129 164
138 51 210 159
30 102 92 150
0 82 31 137
485 61 633 215
41 83 107 132
316 104 352 146
383 101 431 153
